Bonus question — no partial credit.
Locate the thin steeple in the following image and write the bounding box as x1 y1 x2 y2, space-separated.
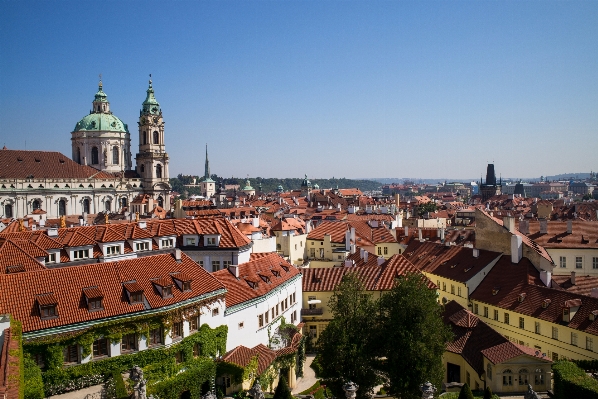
204 144 210 179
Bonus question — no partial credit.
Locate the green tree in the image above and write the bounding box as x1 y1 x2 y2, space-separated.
457 383 474 399
417 202 437 217
317 274 382 399
378 273 453 399
483 386 493 399
272 376 293 399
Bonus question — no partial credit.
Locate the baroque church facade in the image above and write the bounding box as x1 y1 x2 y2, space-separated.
0 78 171 220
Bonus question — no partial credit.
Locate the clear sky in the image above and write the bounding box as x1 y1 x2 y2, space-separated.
1 1 597 180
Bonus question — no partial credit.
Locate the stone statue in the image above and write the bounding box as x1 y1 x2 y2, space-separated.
342 381 359 399
202 391 217 399
248 380 265 399
524 384 540 399
135 377 147 399
419 382 436 399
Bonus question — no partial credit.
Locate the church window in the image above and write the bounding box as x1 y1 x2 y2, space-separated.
157 196 163 207
58 200 66 216
32 200 41 211
105 201 111 212
143 131 147 145
76 147 81 164
4 204 13 218
112 146 119 165
156 164 162 178
153 131 159 144
121 197 127 208
91 147 99 165
83 199 90 214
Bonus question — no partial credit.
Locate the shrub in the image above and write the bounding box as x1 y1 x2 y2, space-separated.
483 386 493 399
553 360 598 399
23 357 44 399
457 383 474 399
310 355 323 378
273 376 293 399
112 371 129 399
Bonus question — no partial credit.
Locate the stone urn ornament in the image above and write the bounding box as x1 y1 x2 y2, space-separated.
248 380 265 399
342 381 359 399
419 381 436 399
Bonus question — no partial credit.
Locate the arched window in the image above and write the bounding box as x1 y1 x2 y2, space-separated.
32 200 41 211
121 197 127 208
83 199 90 214
76 147 81 164
4 204 13 218
157 196 163 207
156 164 162 178
534 369 544 385
91 147 99 165
140 164 145 174
143 131 147 145
503 369 512 386
58 200 66 216
153 131 159 144
112 146 119 165
518 369 529 385
105 201 111 212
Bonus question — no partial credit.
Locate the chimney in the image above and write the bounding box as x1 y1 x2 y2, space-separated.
369 220 378 228
350 244 356 254
396 215 402 228
345 230 351 251
567 220 573 234
418 228 423 241
351 227 356 244
540 270 552 288
503 216 515 233
364 251 369 263
440 227 445 241
571 271 576 286
138 221 147 229
591 288 598 298
539 219 547 234
511 234 522 263
228 264 239 278
344 259 353 267
47 227 58 237
377 256 385 266
473 248 480 258
519 220 529 235
404 226 409 237
360 248 365 259
174 248 182 263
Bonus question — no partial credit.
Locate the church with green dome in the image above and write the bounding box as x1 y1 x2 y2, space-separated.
71 80 132 174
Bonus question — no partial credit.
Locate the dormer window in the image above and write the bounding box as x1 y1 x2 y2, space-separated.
271 269 280 277
183 281 191 291
36 293 58 320
259 274 270 283
161 238 174 248
170 272 192 292
73 249 90 260
204 235 221 247
151 277 174 298
123 281 144 305
518 293 527 302
83 286 104 312
185 237 196 246
6 265 25 274
135 242 149 251
45 253 57 263
105 245 121 255
163 286 172 297
542 299 551 309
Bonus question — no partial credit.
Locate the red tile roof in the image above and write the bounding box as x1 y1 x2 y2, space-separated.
470 255 598 336
213 253 300 308
0 252 225 334
0 149 114 179
522 220 598 249
302 254 435 292
404 241 501 283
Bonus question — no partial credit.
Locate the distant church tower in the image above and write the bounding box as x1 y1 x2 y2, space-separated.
200 144 216 198
135 76 171 207
71 78 132 173
480 163 502 201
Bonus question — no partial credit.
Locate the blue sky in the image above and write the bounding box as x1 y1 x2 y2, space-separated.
1 1 597 180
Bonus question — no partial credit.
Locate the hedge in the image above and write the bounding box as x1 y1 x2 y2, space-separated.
112 371 129 399
149 357 216 399
23 357 44 399
553 360 598 399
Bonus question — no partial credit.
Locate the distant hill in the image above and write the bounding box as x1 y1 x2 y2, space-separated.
170 175 382 197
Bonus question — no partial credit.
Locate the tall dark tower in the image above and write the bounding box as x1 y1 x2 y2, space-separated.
480 163 502 201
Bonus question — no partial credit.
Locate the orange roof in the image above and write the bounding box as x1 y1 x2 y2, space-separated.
213 253 300 308
0 252 225 333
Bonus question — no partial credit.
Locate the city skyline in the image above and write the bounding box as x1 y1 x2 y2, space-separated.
1 1 597 179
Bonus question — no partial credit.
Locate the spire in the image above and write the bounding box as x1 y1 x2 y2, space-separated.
205 144 210 178
142 74 160 114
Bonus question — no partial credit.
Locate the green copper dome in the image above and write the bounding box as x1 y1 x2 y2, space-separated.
74 113 129 133
243 180 254 191
73 81 129 133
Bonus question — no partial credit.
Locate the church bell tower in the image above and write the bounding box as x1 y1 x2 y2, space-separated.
135 76 170 208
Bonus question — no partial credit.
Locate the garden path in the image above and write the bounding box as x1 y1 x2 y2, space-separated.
292 354 317 394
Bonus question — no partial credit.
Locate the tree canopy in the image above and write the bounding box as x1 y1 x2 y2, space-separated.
316 272 452 399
